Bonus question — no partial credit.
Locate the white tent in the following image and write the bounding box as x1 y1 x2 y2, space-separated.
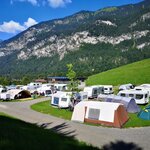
71 101 128 128
6 89 31 100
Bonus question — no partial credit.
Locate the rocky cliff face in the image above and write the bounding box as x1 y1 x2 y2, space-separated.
0 0 149 78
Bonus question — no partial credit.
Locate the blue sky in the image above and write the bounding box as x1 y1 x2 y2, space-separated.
0 0 143 40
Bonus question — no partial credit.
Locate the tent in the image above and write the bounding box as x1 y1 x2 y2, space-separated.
98 94 140 113
138 105 150 120
7 89 31 100
71 101 129 128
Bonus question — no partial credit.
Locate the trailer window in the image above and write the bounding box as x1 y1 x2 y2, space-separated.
45 90 52 95
61 98 67 102
129 94 134 98
120 93 126 97
93 89 97 95
135 94 143 100
83 95 88 100
88 108 100 120
54 97 59 104
104 88 108 90
145 94 148 99
136 88 142 91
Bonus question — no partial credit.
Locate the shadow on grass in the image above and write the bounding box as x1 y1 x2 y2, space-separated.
40 122 76 138
102 141 142 150
0 115 99 150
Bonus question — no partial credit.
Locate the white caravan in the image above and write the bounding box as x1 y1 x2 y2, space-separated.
74 91 88 101
51 92 72 108
37 86 53 96
134 85 150 97
27 82 42 90
103 85 113 94
119 83 134 91
118 89 149 104
54 84 68 91
83 86 104 99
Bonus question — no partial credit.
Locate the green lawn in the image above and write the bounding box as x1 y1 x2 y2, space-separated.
31 100 150 128
0 112 99 150
31 100 72 120
86 59 150 86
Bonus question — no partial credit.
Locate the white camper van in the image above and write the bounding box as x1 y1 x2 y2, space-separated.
83 86 104 99
118 89 149 104
103 85 113 94
51 92 72 108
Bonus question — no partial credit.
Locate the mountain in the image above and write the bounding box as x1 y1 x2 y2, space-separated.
86 58 150 86
0 0 150 79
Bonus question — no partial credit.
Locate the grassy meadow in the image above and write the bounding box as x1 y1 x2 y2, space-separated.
86 59 150 86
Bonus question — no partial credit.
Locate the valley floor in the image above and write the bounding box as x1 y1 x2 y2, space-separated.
0 98 150 150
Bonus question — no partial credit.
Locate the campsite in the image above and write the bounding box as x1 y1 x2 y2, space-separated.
0 0 150 148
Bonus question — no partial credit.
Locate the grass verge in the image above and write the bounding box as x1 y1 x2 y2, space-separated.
31 100 72 120
31 100 150 128
0 112 99 150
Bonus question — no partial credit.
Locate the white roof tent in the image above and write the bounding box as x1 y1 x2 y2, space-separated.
71 101 128 128
118 89 149 104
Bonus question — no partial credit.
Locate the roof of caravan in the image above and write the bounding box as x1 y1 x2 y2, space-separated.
118 89 148 94
54 84 67 86
103 85 113 88
52 91 71 97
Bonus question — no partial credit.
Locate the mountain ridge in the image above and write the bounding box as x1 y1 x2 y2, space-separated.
0 0 149 79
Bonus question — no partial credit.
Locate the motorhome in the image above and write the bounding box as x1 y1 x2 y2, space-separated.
83 86 104 99
51 92 72 108
103 85 113 94
118 89 149 104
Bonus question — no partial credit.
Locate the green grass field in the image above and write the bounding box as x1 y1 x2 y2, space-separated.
31 100 150 128
31 101 72 120
0 112 99 150
86 59 150 86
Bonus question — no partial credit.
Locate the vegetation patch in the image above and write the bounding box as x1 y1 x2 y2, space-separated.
31 100 150 128
31 101 72 120
0 112 99 150
86 59 150 86
101 7 118 12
